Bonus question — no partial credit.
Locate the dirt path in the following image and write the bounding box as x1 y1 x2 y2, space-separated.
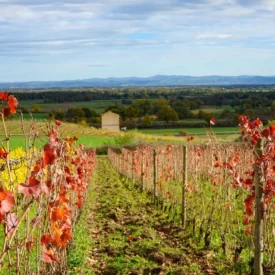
79 157 218 275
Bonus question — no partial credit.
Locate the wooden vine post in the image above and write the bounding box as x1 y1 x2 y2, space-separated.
153 149 157 203
132 150 134 182
254 138 264 275
118 152 121 174
141 150 144 191
182 145 187 227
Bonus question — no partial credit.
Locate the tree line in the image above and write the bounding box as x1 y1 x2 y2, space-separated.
12 86 275 128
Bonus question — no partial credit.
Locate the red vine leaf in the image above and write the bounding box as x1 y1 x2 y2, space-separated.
3 107 11 117
244 195 255 216
245 226 252 236
0 148 8 159
41 234 51 246
43 143 57 165
8 95 18 113
55 120 62 126
51 207 68 222
26 239 34 252
243 215 250 225
42 248 59 263
0 91 8 101
60 228 72 248
18 177 41 198
6 212 19 236
0 190 15 215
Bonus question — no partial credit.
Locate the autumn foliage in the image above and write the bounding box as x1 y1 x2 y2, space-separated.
108 127 275 271
0 91 96 273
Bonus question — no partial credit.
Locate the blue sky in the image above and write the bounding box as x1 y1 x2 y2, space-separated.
1 0 275 82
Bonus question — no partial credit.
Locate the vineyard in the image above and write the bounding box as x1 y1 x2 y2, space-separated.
108 119 275 275
1 90 275 274
0 92 96 274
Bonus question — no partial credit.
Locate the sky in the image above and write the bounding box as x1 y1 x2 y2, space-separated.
1 0 275 82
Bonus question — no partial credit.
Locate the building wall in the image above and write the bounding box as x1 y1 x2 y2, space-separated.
101 112 120 132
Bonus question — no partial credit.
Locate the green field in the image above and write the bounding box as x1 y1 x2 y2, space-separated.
0 135 116 150
140 126 239 135
76 136 116 148
191 105 234 114
18 100 233 117
19 99 124 114
21 113 48 120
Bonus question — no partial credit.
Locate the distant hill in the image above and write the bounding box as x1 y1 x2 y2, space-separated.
1 75 275 89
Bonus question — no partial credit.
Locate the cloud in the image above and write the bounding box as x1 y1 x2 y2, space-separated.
197 34 233 40
1 0 275 81
238 0 275 10
22 59 40 63
87 64 106 68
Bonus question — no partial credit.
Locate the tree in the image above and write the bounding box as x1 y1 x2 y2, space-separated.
142 115 153 127
125 106 139 119
170 100 194 119
152 98 169 114
81 108 97 118
133 99 152 116
32 104 41 112
53 110 65 120
156 105 178 122
66 108 85 123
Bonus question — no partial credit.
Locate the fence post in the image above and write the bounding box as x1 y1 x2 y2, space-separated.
182 146 187 227
141 150 144 191
153 149 157 203
115 151 117 171
174 148 177 180
118 152 121 174
132 150 134 182
253 138 264 275
127 151 130 178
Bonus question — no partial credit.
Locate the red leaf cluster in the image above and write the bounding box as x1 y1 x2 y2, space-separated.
0 189 15 216
0 91 8 101
0 148 8 159
8 95 18 113
43 143 57 165
55 120 62 126
244 195 255 216
0 92 19 115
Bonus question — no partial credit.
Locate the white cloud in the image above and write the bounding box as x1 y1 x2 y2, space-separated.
1 0 275 81
197 34 233 40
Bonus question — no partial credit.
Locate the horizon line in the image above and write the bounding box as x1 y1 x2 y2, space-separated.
2 74 275 84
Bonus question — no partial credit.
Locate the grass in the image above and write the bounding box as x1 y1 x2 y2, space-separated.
191 105 234 114
0 120 121 149
0 119 241 151
22 113 48 120
0 135 116 150
140 126 239 135
19 99 125 114
67 179 95 275
77 136 117 148
73 157 223 274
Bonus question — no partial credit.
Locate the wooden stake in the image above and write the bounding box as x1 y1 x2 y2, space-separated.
153 149 157 203
182 146 187 227
254 138 264 275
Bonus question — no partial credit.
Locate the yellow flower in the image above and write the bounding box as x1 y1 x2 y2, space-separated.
0 148 28 191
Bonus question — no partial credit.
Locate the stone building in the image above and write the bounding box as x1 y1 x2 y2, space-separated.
101 111 120 132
